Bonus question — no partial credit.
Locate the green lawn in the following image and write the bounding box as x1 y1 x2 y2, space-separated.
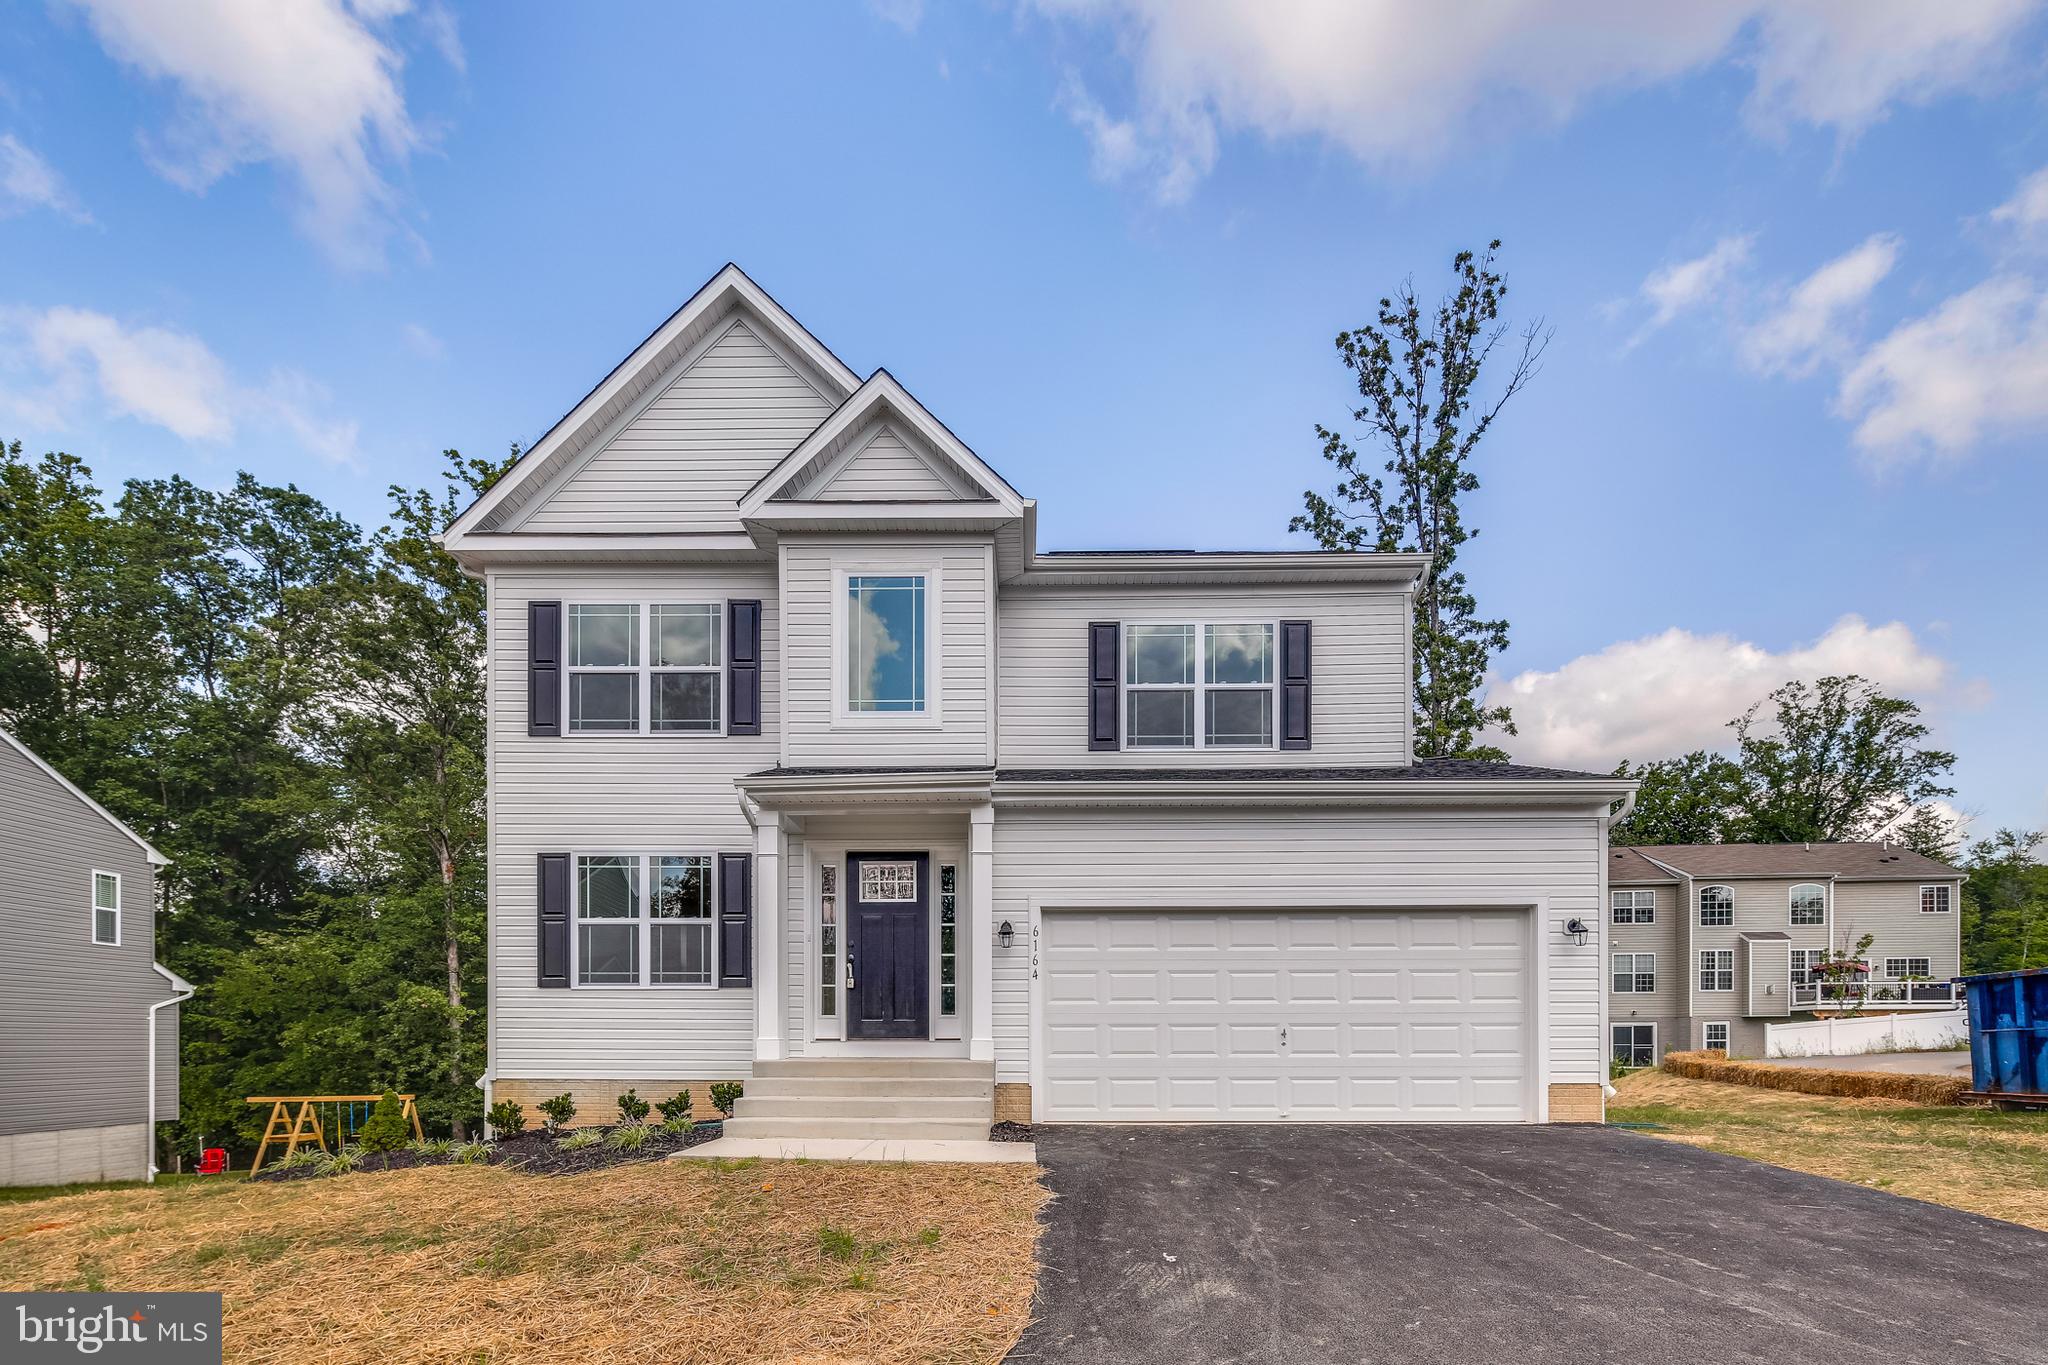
1 1172 245 1205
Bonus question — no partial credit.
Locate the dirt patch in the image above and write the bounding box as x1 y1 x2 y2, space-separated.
1661 1048 1969 1105
1610 1068 2048 1231
1 1155 1048 1364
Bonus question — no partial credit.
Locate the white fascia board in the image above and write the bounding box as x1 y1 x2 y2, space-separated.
444 265 859 545
743 503 1015 532
738 371 1025 518
734 769 996 810
152 961 196 995
1 728 168 865
441 532 765 569
992 777 1632 810
1011 551 1431 587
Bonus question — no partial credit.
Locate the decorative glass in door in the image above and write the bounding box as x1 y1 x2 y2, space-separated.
818 865 837 1018
938 863 958 1016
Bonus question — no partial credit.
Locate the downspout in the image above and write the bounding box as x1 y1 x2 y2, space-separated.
147 964 195 1183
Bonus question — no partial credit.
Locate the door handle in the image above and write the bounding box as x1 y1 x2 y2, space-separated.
845 955 855 989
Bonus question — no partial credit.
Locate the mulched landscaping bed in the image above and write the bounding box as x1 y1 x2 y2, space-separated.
989 1121 1035 1143
251 1121 724 1183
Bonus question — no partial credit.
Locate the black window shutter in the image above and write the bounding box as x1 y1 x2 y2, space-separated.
1279 619 1312 751
528 600 562 737
727 600 762 736
1087 621 1120 751
537 853 570 988
717 852 753 987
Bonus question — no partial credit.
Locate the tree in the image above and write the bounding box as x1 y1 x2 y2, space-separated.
1610 750 1744 845
1962 830 2046 975
1882 805 1966 864
1291 241 1548 760
1728 675 1956 843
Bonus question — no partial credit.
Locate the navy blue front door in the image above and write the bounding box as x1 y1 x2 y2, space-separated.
848 853 928 1040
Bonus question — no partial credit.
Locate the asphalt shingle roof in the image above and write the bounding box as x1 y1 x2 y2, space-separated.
1612 842 1962 882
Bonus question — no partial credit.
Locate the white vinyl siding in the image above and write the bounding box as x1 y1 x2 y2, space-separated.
1831 880 1963 984
997 583 1410 768
515 319 836 535
780 540 991 767
810 423 972 501
993 807 1603 1098
486 566 776 1079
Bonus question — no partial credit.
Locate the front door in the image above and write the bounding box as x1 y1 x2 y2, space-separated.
847 853 929 1040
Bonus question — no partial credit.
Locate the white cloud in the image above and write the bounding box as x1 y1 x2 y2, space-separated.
399 321 444 360
1634 233 1753 335
868 0 925 32
1031 0 2041 200
1487 614 1951 770
1741 232 1902 376
0 134 92 222
65 0 429 269
1836 274 2048 461
1990 163 2048 240
0 305 357 464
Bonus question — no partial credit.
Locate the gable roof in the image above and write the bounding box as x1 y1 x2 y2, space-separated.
1 729 168 866
1609 847 1679 883
1613 842 1961 882
738 369 1024 519
443 263 862 542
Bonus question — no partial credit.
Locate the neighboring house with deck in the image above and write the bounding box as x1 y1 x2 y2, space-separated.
1608 842 1964 1064
441 264 1635 1135
0 729 190 1185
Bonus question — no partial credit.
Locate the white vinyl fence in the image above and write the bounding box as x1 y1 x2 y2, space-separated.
1765 1007 1969 1058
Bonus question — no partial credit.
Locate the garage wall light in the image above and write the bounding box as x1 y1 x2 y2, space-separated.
998 920 1015 948
1564 917 1592 946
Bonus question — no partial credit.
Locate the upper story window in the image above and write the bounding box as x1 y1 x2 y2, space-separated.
575 853 714 987
1789 883 1826 926
1698 885 1734 926
1125 622 1275 749
1698 949 1735 991
1920 884 1953 914
91 871 120 946
846 575 927 714
1611 952 1655 993
566 602 723 735
1611 889 1656 925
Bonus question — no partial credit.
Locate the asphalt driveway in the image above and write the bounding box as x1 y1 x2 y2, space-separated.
1009 1125 2048 1365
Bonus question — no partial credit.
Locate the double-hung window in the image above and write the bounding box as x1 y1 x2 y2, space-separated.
1703 1022 1730 1051
1920 885 1952 914
574 853 714 986
1124 622 1275 748
1699 949 1734 992
1885 956 1931 979
1789 883 1826 926
1611 890 1656 924
1611 952 1655 994
1698 885 1734 926
1789 949 1828 986
846 575 927 714
91 871 119 946
566 602 724 735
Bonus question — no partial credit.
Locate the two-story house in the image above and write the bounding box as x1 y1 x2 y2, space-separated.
1 729 190 1185
1608 843 1965 1063
440 265 1634 1134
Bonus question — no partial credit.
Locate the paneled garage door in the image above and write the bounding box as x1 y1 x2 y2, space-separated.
1039 910 1531 1122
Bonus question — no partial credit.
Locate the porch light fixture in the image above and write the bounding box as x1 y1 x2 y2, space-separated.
1564 917 1591 946
998 920 1015 948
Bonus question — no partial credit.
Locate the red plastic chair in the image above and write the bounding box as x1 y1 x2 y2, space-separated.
196 1148 229 1175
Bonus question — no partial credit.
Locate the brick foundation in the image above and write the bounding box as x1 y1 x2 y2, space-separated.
1546 1082 1606 1124
489 1078 729 1129
993 1083 1032 1125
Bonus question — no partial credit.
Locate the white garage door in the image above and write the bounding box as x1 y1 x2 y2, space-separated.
1039 909 1531 1122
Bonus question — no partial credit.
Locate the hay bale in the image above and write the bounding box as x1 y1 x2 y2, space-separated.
1660 1049 1968 1106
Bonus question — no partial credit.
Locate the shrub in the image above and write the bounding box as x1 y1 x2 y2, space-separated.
557 1130 601 1151
538 1093 577 1133
357 1092 411 1154
486 1099 526 1136
451 1140 492 1165
320 1144 365 1176
662 1115 695 1137
407 1137 454 1159
614 1089 651 1125
1661 1049 1968 1106
275 1146 328 1171
710 1082 744 1117
605 1123 655 1151
656 1091 694 1125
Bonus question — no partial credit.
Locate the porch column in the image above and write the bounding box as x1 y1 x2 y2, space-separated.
970 802 996 1063
753 808 785 1062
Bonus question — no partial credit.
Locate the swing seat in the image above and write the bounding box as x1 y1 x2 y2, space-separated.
197 1148 229 1175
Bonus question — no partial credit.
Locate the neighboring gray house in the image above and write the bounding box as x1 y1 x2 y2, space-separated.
0 729 190 1185
442 264 1634 1134
1608 843 1964 1063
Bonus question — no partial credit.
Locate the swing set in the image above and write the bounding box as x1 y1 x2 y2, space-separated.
246 1094 425 1172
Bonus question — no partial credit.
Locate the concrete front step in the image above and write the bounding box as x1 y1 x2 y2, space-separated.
752 1058 993 1080
722 1115 993 1142
736 1094 992 1120
746 1075 993 1100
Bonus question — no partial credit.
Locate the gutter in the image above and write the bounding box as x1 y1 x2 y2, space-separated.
146 963 195 1183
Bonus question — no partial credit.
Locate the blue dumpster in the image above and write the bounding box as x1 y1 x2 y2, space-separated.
1956 966 2048 1107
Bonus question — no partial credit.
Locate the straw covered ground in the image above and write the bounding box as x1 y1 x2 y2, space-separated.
1610 1067 2048 1230
0 1156 1049 1364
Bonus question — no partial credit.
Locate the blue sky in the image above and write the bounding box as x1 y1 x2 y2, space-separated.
2 1 2044 837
